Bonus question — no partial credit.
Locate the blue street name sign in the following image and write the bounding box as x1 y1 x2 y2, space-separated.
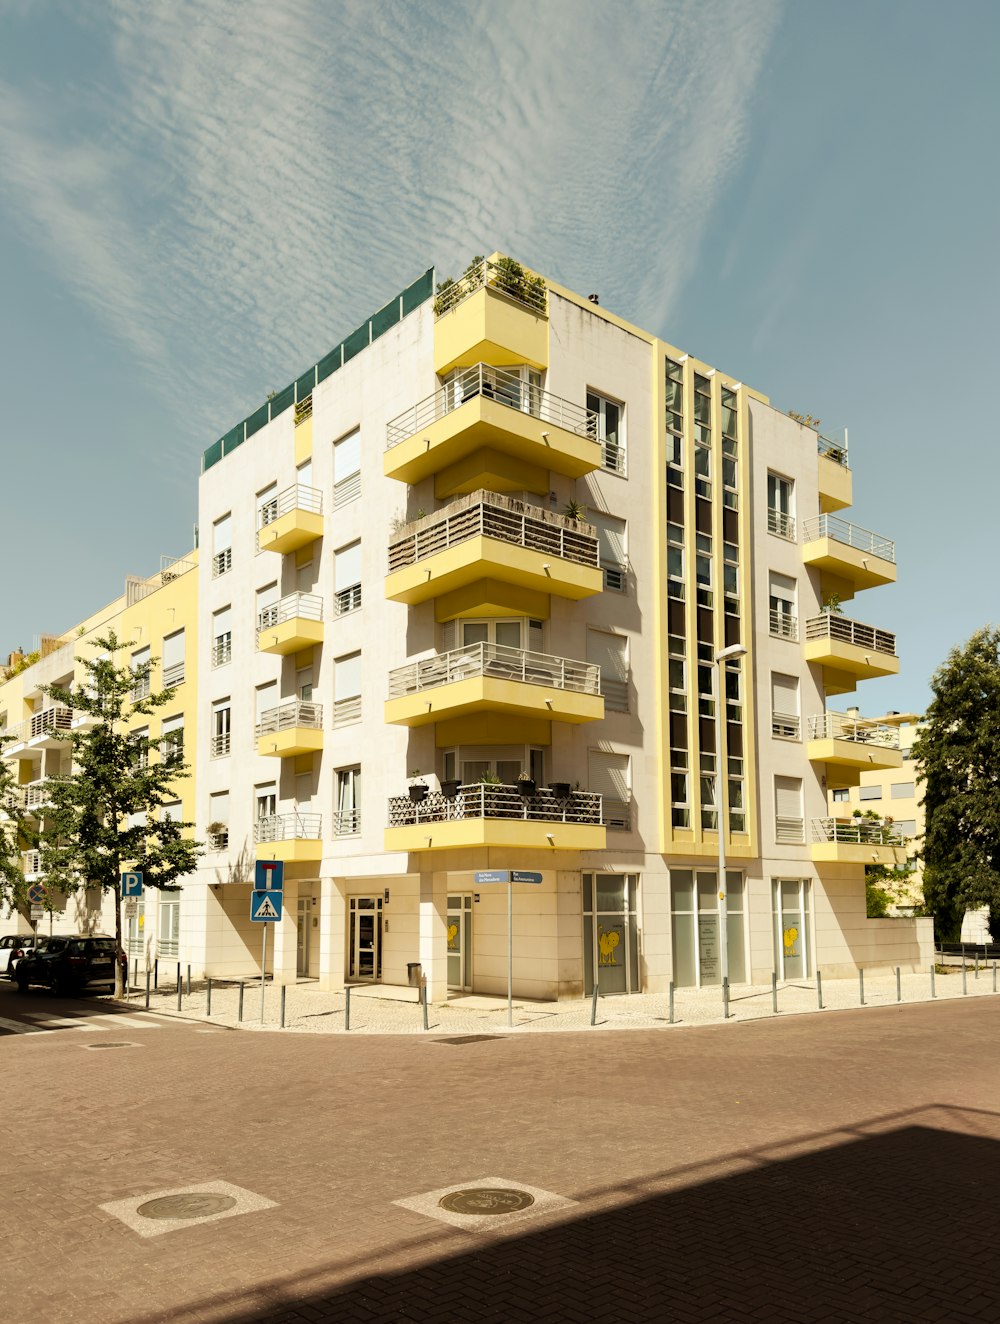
511 871 543 885
474 870 509 884
251 890 283 923
255 860 284 892
121 871 144 898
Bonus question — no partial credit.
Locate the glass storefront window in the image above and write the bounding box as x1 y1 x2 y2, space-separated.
582 874 640 995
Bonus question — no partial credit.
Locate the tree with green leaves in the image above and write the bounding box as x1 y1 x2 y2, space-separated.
0 732 33 918
37 631 201 996
913 627 1000 943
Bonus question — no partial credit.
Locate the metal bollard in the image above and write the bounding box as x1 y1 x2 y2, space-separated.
345 984 351 1032
963 963 968 996
722 976 730 1020
590 982 599 1026
154 958 158 990
896 966 902 1003
206 978 212 1016
930 963 936 999
975 956 979 979
132 958 138 990
145 969 151 1010
176 974 182 1012
668 981 675 1024
860 968 866 1006
280 984 286 1029
994 961 997 994
771 971 778 1015
238 982 245 1022
421 980 429 1031
176 961 181 996
187 964 192 995
817 971 824 1010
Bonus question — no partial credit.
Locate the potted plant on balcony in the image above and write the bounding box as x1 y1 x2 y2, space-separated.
563 499 586 522
408 772 429 804
517 770 537 797
206 821 228 850
440 777 461 800
548 781 571 799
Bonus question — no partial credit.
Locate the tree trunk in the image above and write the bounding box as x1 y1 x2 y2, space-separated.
114 889 125 1000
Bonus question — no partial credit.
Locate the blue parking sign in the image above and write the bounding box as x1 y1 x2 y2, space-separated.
121 871 143 898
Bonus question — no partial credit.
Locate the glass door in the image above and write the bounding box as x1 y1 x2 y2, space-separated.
583 874 640 995
447 894 473 991
296 897 311 977
773 879 811 979
348 896 382 981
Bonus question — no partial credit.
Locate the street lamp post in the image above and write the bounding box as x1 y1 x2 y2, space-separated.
714 643 748 995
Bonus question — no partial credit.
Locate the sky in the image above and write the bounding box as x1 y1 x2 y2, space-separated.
1 0 997 715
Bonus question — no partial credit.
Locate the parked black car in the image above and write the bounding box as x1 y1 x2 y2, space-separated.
14 935 126 995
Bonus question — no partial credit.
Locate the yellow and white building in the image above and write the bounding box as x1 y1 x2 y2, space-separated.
3 253 935 995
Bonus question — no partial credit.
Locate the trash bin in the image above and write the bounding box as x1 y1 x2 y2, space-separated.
407 962 422 988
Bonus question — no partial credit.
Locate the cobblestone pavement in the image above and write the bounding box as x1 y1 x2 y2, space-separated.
3 980 999 1323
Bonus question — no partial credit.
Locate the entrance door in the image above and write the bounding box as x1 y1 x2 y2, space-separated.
447 895 473 991
296 898 311 977
348 896 382 981
583 874 640 995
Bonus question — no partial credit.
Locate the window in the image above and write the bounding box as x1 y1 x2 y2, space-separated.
768 572 797 640
582 874 640 995
296 665 313 703
667 523 684 600
671 869 746 987
255 783 277 821
590 511 627 593
588 629 629 713
891 781 915 799
859 785 882 801
767 472 795 540
334 653 362 727
774 776 804 843
695 532 712 608
773 879 811 980
212 513 232 577
694 442 711 499
131 647 150 701
207 791 229 849
895 819 917 837
831 787 849 803
693 373 712 446
334 541 362 616
256 481 278 532
162 800 182 822
587 390 626 475
212 607 232 668
131 726 149 771
723 541 739 618
335 767 361 835
160 714 184 766
162 629 185 687
211 699 231 759
589 750 631 830
158 900 180 959
665 357 684 469
255 682 278 734
334 428 361 508
771 672 800 739
256 582 280 633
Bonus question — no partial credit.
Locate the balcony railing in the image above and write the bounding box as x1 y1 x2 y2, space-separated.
386 363 597 450
769 609 799 641
816 433 849 466
256 701 323 736
26 707 72 741
212 548 232 578
388 783 603 828
334 583 362 616
775 816 805 844
804 613 896 657
806 713 900 747
387 642 600 700
257 592 324 633
388 490 599 575
801 514 895 562
433 256 547 318
254 813 323 844
767 507 796 540
23 781 53 812
812 817 905 846
212 636 232 667
772 711 801 739
258 482 323 529
210 733 231 758
334 808 361 836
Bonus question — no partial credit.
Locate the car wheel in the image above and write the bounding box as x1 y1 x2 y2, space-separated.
15 976 30 994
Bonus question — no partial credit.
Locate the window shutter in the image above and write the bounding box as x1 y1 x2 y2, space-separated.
770 672 799 713
335 652 362 699
213 607 232 639
441 620 457 653
255 682 277 720
335 541 362 590
590 512 626 566
213 514 232 552
588 751 630 800
334 429 361 479
162 630 185 670
774 776 802 818
588 630 627 680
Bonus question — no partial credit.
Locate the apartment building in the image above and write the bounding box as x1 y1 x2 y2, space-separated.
189 253 932 997
0 555 198 962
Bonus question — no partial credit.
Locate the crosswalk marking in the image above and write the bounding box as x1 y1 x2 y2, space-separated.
18 1013 100 1032
0 1008 190 1036
73 1013 163 1029
0 1015 37 1034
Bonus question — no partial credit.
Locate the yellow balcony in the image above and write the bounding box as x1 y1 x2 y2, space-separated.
817 438 852 513
385 643 604 729
433 258 548 375
385 492 603 611
256 701 324 758
810 817 907 867
384 783 606 853
801 515 896 598
803 613 899 695
256 593 324 656
806 712 903 783
385 365 601 496
257 483 324 555
254 813 323 864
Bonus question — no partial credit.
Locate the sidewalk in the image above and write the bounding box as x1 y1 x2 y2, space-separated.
130 959 1000 1035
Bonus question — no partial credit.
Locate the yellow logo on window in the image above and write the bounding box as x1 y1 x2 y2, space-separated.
783 926 799 956
447 922 459 950
598 927 621 966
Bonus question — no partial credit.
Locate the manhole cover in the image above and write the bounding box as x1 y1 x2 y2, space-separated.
434 1035 500 1046
137 1193 237 1221
86 1042 133 1049
439 1188 535 1216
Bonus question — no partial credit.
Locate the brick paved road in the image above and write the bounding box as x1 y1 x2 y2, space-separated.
3 981 999 1323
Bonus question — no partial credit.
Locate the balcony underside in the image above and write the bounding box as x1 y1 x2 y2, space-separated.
807 737 902 778
384 396 602 490
257 619 325 656
385 676 604 729
257 728 325 758
434 285 548 375
258 510 324 555
384 537 603 608
804 638 899 691
385 819 606 853
802 537 896 595
255 839 323 863
817 454 852 513
811 841 907 866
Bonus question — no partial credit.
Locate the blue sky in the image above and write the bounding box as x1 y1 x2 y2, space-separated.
1 0 997 714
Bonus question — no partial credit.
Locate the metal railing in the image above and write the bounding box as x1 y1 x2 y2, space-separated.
388 783 603 828
334 808 361 836
28 707 72 741
801 514 895 562
806 713 900 747
23 781 52 812
388 490 599 574
767 507 796 540
162 662 185 688
812 817 905 846
387 642 600 700
769 609 799 641
333 696 362 728
257 592 324 633
771 711 801 739
434 256 547 318
212 636 232 667
386 363 597 450
602 439 626 475
254 813 322 843
207 831 229 852
210 732 231 758
256 701 323 736
132 675 151 700
258 482 323 529
775 816 805 844
334 583 362 616
804 613 896 657
816 433 849 466
212 548 232 578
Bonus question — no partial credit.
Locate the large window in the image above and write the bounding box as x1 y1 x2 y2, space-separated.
334 541 362 616
335 767 361 835
773 879 811 979
211 699 231 759
590 510 627 593
671 870 745 987
588 629 628 713
774 776 804 844
771 672 800 739
334 428 361 508
767 472 795 540
582 873 639 995
587 390 626 475
212 607 232 668
769 572 797 640
212 513 232 577
665 358 684 470
162 629 186 688
131 646 150 701
160 714 184 766
207 792 229 849
334 653 362 727
588 750 631 831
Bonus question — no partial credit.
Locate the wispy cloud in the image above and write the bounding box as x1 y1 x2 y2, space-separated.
0 0 782 462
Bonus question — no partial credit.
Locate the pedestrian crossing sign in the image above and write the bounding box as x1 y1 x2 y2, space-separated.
251 890 282 923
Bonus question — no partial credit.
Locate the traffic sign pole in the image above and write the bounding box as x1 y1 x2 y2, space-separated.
507 876 513 1028
260 922 267 1024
